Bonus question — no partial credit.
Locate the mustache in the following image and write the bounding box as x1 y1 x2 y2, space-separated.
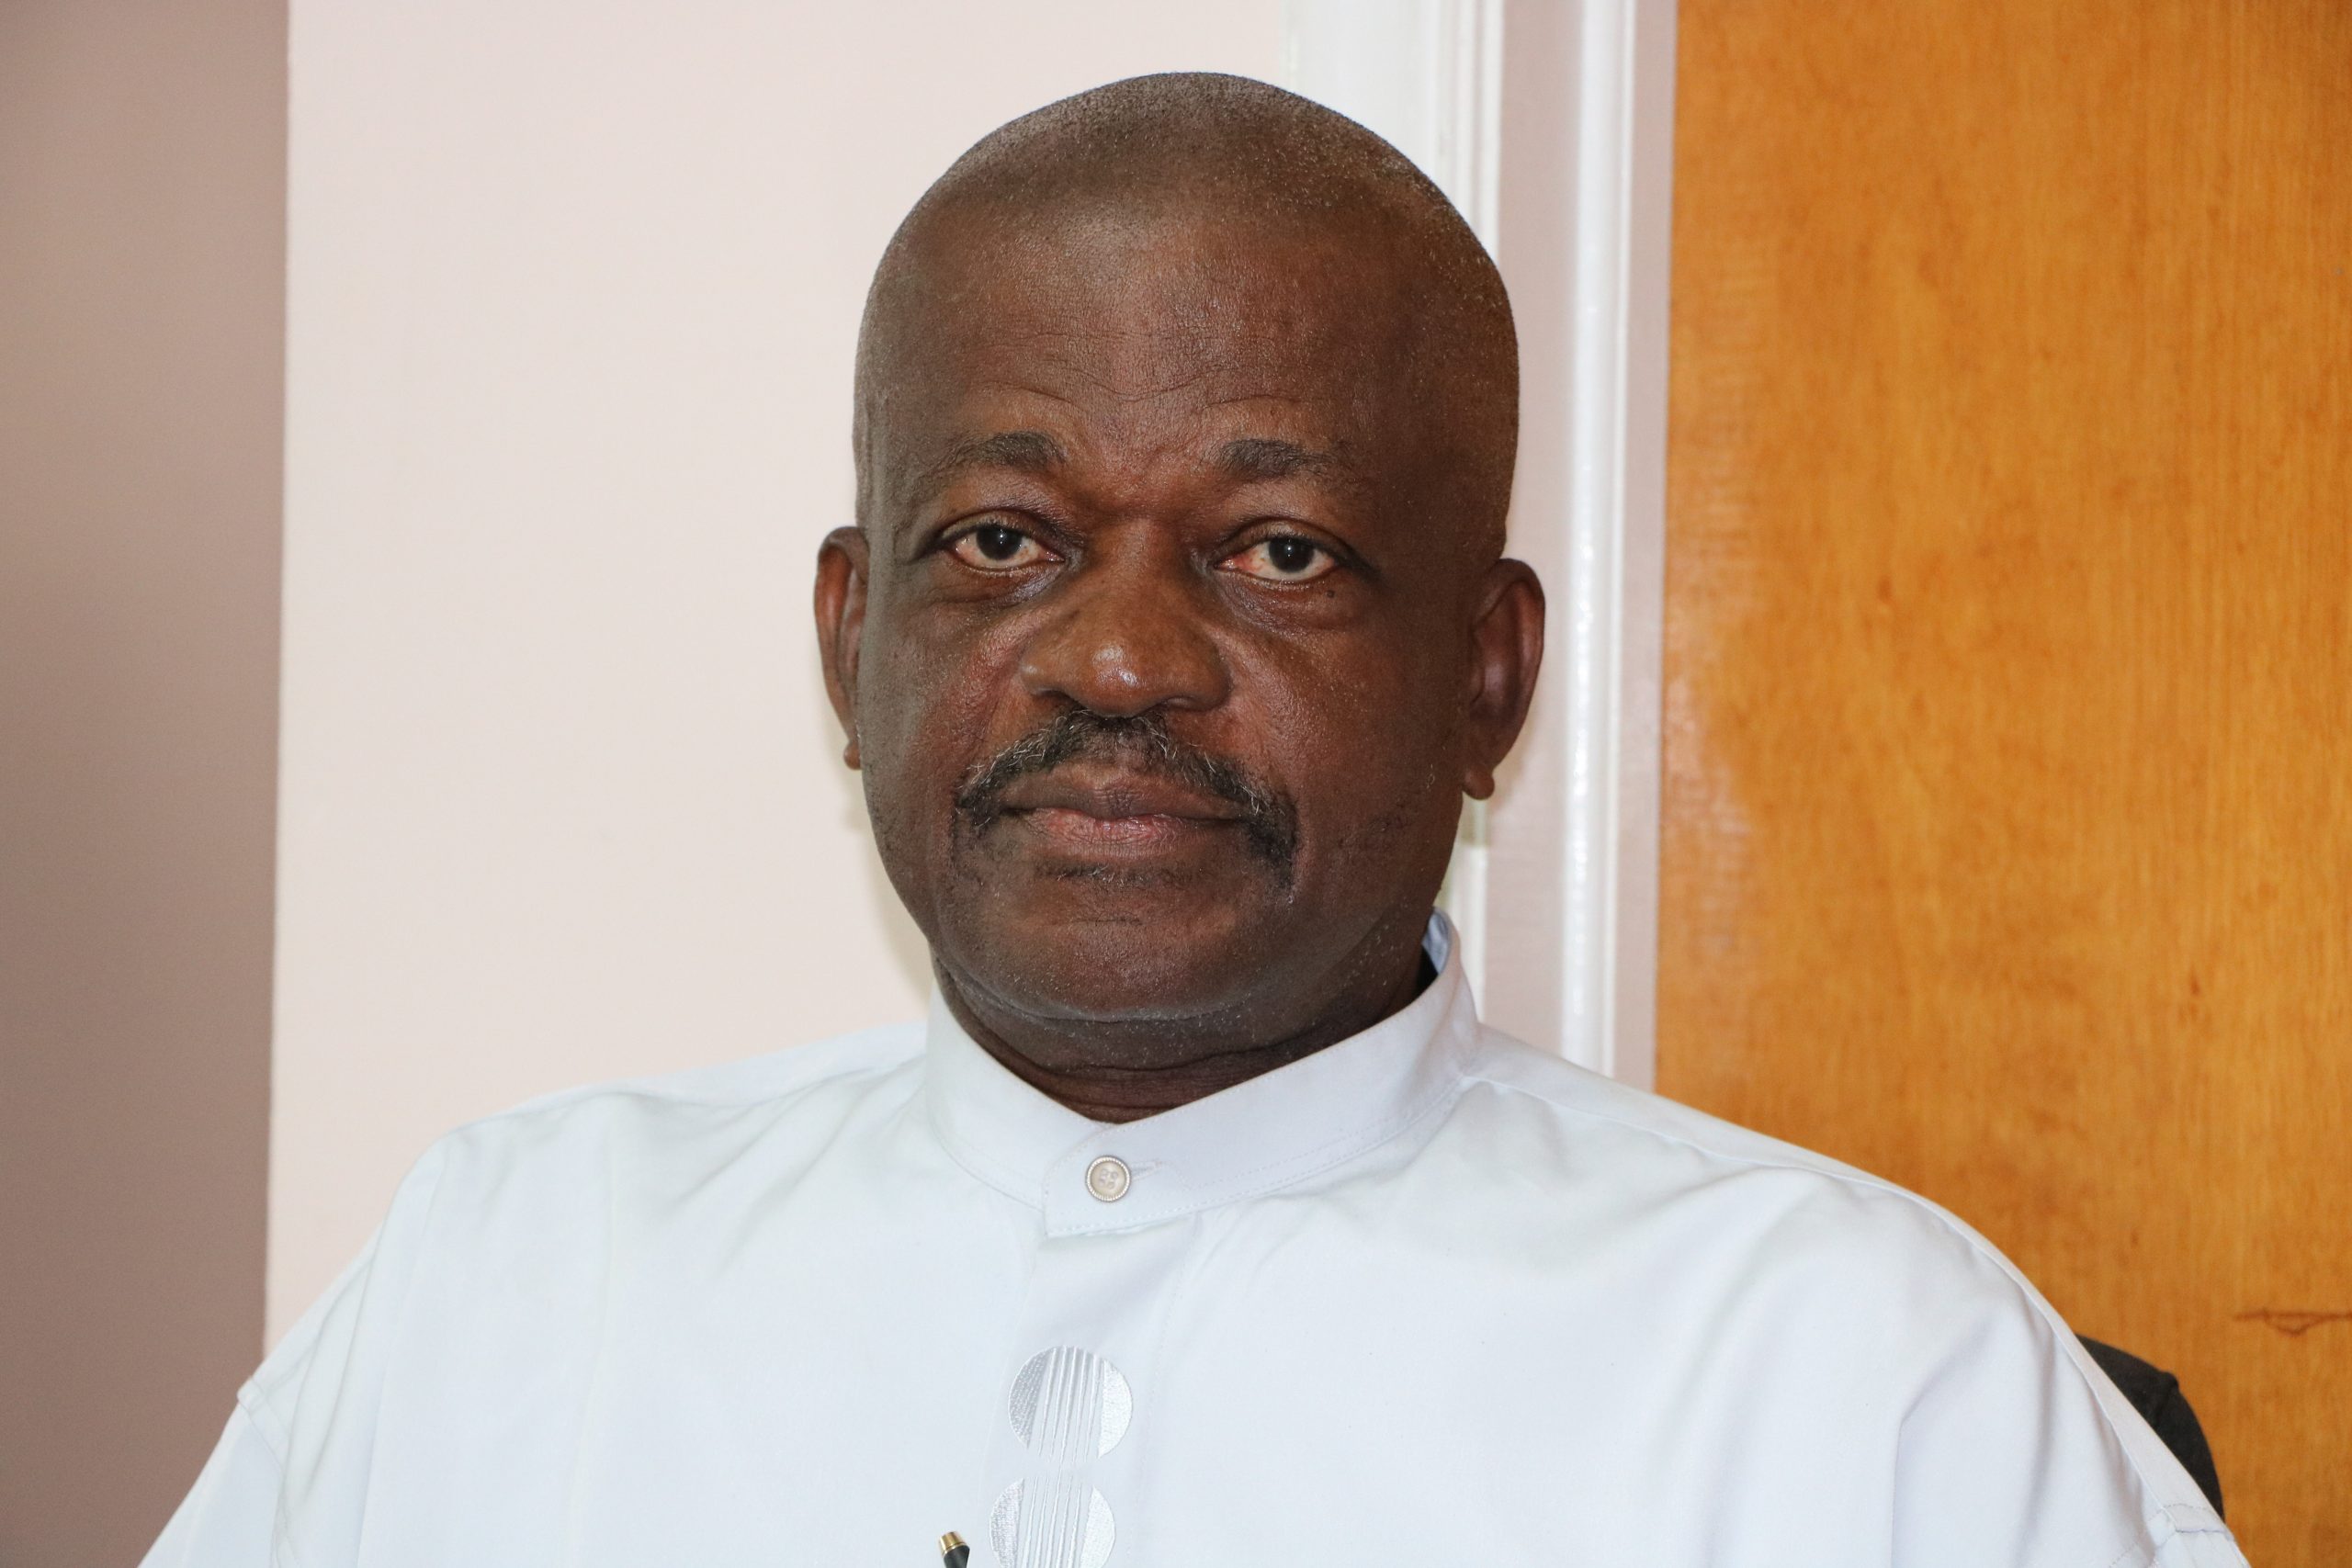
953 710 1300 873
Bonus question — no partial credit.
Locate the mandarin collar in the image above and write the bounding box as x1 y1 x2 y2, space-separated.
922 914 1476 1236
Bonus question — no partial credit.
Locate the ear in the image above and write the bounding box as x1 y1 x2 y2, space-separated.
813 525 872 769
1462 558 1545 800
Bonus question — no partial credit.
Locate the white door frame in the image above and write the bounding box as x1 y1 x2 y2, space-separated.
1282 0 1678 1085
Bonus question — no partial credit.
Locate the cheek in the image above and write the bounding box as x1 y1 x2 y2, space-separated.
1248 636 1464 840
855 598 1020 812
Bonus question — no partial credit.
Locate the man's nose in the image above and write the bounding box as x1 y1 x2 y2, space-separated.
1016 548 1231 718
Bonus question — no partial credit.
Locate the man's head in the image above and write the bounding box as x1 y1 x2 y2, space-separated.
815 73 1542 1102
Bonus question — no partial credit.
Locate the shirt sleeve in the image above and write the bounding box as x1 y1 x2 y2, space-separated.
139 1403 286 1568
138 1403 282 1567
1889 1247 2246 1568
2144 1507 2256 1568
136 1142 449 1567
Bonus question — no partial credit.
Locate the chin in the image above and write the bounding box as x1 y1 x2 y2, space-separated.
944 882 1280 1024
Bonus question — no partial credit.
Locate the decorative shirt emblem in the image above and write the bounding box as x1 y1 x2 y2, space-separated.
992 1346 1129 1567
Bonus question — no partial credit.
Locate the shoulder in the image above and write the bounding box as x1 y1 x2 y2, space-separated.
1453 1029 2232 1539
459 1018 926 1125
1458 1024 2003 1254
283 1022 925 1340
1449 1027 2069 1392
243 1022 930 1433
1455 1025 2082 1336
424 1020 928 1180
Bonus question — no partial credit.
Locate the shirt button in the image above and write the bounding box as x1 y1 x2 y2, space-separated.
1085 1156 1131 1202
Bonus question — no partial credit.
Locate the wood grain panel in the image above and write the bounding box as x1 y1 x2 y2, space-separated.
1659 4 2352 1561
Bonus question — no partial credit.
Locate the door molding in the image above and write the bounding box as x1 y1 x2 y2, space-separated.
1283 0 1677 1083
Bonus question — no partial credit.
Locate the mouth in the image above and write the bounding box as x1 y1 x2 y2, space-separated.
994 765 1246 858
951 712 1301 881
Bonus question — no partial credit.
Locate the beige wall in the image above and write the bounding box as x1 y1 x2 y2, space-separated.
0 2 286 1562
270 1 1286 1341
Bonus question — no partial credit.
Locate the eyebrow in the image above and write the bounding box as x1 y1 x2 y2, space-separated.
910 429 1349 504
919 429 1067 494
1215 436 1342 484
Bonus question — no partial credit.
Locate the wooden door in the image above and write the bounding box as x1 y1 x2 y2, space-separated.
1658 4 2352 1561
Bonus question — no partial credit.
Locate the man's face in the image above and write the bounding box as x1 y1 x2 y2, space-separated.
820 204 1532 1056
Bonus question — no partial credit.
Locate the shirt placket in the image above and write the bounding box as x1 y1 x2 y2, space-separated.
973 1215 1196 1568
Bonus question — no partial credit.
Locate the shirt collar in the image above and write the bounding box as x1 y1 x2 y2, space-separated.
922 912 1476 1236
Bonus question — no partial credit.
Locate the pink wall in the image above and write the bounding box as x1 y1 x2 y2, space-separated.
0 2 285 1562
268 0 1283 1339
1 6 1300 1554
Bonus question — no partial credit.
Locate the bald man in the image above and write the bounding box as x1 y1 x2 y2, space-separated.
145 75 2243 1568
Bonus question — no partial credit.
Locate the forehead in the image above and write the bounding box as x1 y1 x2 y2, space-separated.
864 206 1429 509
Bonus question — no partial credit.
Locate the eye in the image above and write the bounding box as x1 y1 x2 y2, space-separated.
1222 535 1337 584
945 520 1053 572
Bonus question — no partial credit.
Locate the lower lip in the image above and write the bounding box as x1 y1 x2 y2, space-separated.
1010 807 1235 855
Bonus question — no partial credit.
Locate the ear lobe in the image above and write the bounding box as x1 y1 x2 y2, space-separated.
813 525 872 771
1462 558 1545 801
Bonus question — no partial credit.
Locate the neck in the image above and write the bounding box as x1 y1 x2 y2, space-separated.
936 922 1433 1122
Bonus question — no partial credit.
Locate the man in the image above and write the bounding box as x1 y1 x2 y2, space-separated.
146 73 2242 1567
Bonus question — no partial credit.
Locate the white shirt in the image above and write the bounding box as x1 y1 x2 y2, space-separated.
148 918 2243 1567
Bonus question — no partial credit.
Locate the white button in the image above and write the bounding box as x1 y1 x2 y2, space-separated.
1085 1156 1131 1202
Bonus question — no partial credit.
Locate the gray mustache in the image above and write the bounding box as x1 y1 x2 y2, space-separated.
953 710 1300 874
